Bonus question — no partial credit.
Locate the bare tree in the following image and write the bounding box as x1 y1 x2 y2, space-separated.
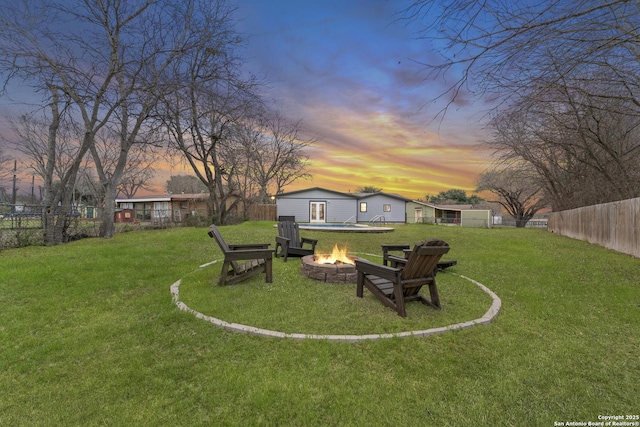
7 111 80 189
407 1 640 210
1 1 139 243
84 0 240 237
86 126 159 205
0 146 14 203
0 145 15 187
0 0 241 242
405 0 640 115
235 110 313 203
476 168 546 227
116 162 156 199
486 81 640 210
160 29 264 225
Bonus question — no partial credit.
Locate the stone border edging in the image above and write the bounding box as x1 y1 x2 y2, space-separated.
170 261 501 342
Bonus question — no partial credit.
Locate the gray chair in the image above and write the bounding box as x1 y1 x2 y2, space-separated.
274 221 318 262
381 243 457 272
208 225 274 285
356 240 450 317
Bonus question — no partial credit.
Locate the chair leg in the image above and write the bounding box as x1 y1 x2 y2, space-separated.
393 283 407 317
356 272 364 298
219 261 231 286
275 237 289 262
427 282 441 309
275 241 282 258
265 258 273 283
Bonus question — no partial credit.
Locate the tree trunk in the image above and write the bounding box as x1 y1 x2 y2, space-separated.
99 183 117 238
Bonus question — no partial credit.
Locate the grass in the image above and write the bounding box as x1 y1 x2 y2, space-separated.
179 248 489 336
1 222 639 426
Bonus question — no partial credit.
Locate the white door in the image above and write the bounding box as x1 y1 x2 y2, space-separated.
414 208 423 223
310 202 326 223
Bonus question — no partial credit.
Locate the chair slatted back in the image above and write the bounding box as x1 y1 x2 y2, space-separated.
278 221 302 248
208 225 239 271
400 240 450 286
208 225 230 252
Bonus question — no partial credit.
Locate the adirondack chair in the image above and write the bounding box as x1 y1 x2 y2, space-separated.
381 243 457 272
208 225 274 286
356 240 450 317
274 221 318 262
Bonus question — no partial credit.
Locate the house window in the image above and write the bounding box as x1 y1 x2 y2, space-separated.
359 202 367 212
120 202 133 209
383 204 391 212
136 203 152 220
154 202 169 218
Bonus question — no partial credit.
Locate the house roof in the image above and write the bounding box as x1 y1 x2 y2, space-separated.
276 187 471 209
277 187 357 198
355 192 411 202
410 200 475 211
116 193 209 203
436 204 474 211
116 196 171 203
278 187 414 201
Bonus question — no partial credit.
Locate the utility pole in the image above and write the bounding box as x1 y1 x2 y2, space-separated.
11 160 17 213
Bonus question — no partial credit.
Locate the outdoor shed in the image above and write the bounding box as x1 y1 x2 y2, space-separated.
114 208 135 223
461 209 492 228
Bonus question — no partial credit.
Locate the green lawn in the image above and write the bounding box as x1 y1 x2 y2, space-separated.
1 222 638 426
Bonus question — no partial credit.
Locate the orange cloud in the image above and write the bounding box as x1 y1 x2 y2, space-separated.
283 104 492 200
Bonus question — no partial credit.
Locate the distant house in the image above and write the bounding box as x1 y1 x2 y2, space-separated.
115 193 211 223
275 187 409 223
407 200 492 228
276 187 492 228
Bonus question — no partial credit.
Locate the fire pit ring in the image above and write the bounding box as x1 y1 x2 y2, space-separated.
300 254 359 283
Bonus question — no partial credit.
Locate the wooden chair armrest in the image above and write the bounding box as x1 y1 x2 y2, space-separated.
381 244 410 265
224 249 274 261
274 236 290 261
301 237 318 248
381 244 411 252
228 243 271 250
355 259 401 282
387 254 408 268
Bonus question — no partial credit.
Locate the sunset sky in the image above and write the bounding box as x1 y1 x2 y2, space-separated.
1 0 493 201
232 0 492 199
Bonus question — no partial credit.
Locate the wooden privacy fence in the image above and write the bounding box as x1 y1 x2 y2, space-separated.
247 204 277 221
548 197 640 258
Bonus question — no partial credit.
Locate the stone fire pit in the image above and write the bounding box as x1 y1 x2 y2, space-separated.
300 254 359 283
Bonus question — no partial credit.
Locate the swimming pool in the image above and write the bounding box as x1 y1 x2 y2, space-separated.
297 223 394 233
